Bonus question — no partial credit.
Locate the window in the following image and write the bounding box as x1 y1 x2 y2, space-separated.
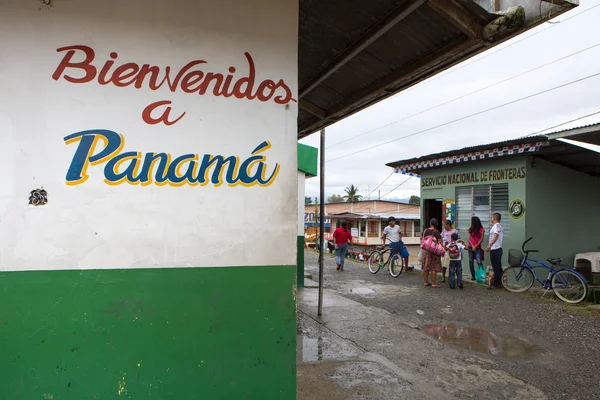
359 220 366 237
455 184 510 236
414 220 421 237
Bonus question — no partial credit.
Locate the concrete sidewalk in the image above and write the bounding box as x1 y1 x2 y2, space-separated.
297 281 546 400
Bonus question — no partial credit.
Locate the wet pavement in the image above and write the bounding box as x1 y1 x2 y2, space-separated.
297 250 600 400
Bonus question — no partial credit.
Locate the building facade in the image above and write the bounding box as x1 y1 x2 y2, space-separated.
387 133 600 271
0 0 298 398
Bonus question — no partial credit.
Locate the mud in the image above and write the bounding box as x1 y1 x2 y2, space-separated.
298 249 600 400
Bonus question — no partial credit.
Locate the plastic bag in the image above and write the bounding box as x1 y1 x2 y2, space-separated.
475 265 486 284
418 248 424 262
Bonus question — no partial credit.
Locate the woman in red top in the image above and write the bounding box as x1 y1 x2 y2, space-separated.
333 222 353 271
467 216 485 281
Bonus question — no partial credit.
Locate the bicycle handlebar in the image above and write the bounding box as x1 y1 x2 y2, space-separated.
522 237 539 253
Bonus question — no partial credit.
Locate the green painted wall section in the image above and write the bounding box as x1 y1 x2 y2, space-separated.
298 143 318 177
526 157 600 267
0 265 296 399
419 157 527 266
297 236 305 287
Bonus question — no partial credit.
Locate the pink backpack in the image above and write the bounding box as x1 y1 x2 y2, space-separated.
421 231 445 256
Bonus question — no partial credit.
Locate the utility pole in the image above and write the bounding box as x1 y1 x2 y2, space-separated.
318 128 325 317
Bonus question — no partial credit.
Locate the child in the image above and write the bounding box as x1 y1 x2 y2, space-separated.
447 233 465 289
440 220 459 283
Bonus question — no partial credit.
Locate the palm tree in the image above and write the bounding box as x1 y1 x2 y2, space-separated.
343 185 362 203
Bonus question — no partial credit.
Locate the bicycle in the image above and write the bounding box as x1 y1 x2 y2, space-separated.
367 238 403 277
502 237 589 304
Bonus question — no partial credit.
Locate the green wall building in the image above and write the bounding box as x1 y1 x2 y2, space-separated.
387 126 600 277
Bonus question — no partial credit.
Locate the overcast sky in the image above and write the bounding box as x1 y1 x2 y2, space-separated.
299 2 600 202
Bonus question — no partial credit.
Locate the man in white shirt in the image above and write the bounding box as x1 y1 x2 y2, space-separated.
382 216 409 270
486 213 504 289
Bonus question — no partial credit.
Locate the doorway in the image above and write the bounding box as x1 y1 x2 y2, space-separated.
423 199 443 229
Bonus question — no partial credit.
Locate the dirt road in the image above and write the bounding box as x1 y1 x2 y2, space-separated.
297 250 600 400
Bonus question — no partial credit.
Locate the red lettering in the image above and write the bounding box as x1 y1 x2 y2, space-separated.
51 46 296 114
142 100 186 126
98 52 118 85
111 63 140 87
232 52 256 100
218 67 236 97
255 80 276 102
164 61 207 92
198 73 223 96
181 71 205 93
135 65 166 90
52 45 97 83
273 80 294 104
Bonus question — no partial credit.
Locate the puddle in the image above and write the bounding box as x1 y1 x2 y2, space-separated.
296 328 361 363
350 287 375 295
423 324 536 359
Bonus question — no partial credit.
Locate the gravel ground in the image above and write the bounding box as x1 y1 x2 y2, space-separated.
302 249 600 400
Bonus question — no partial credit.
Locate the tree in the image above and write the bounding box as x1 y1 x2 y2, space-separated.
327 194 344 203
343 185 362 203
409 195 421 205
305 196 313 205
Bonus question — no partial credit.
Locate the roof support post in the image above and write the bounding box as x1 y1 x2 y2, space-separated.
299 0 427 99
317 128 325 317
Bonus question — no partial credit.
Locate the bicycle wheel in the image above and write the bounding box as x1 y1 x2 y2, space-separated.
390 255 403 277
552 270 588 304
501 266 534 293
368 251 384 274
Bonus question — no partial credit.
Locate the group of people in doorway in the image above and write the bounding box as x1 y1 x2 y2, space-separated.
421 214 504 289
331 214 505 290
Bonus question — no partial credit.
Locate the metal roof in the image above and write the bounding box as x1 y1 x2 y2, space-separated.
386 123 600 177
386 135 549 169
297 0 578 138
329 212 420 221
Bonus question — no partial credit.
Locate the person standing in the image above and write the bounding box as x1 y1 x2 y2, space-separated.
333 222 352 271
486 213 504 289
467 216 485 281
422 218 443 288
447 233 466 289
440 220 459 283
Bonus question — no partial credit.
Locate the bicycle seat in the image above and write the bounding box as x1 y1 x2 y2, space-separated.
547 257 562 265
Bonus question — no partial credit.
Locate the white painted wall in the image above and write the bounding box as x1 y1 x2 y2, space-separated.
0 0 298 271
297 171 304 236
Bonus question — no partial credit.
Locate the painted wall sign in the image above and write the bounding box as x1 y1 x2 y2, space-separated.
442 200 455 223
421 167 526 188
0 1 298 271
509 199 526 220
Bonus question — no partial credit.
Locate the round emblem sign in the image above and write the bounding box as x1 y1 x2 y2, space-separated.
509 199 525 220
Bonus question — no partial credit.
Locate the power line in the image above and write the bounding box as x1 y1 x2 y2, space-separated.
380 176 412 198
526 110 600 137
327 41 600 148
326 70 600 163
364 171 394 200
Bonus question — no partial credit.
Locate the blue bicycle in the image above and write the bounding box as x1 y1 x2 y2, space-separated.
502 237 589 304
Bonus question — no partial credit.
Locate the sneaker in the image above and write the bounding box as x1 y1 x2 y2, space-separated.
458 284 464 289
449 285 455 289
487 285 495 290
336 264 341 271
470 277 476 281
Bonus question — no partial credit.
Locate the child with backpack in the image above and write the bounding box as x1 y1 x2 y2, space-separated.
446 233 466 289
